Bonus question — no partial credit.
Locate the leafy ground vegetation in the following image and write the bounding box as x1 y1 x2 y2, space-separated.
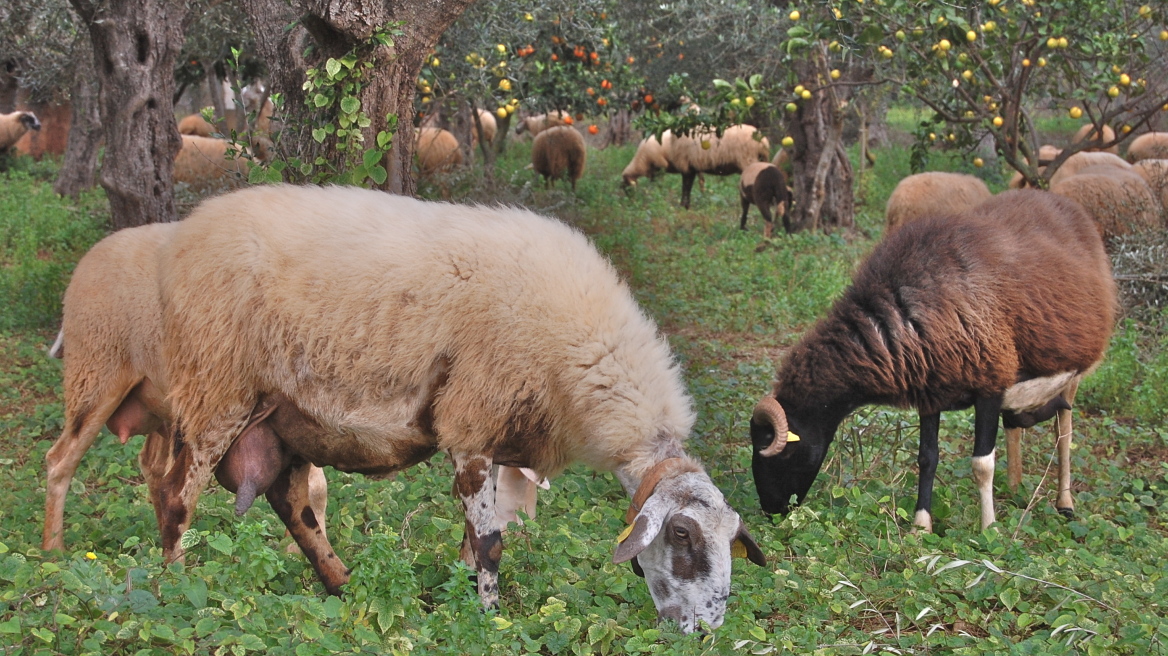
1 128 1167 654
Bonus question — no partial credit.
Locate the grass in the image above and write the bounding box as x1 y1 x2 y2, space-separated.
1 135 1167 655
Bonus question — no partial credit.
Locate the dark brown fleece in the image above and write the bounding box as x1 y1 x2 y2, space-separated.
776 190 1116 417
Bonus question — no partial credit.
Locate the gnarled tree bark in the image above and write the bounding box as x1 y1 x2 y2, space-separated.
786 46 856 234
54 33 103 199
244 0 476 196
70 0 189 228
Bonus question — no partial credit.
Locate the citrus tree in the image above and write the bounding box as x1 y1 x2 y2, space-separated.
790 0 1168 187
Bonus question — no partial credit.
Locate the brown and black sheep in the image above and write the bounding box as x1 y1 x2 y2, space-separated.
738 162 789 238
749 190 1115 533
532 125 586 190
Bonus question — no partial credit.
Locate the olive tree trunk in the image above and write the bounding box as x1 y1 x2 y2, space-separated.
786 47 855 234
244 0 476 196
70 0 188 228
54 33 103 198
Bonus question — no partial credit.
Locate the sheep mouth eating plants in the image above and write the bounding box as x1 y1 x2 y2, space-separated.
155 185 765 633
748 190 1116 533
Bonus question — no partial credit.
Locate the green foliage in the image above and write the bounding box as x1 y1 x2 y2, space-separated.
0 168 107 330
783 0 1168 185
2 143 1168 654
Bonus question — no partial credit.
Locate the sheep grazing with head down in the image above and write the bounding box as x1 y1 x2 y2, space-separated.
514 110 569 137
41 223 330 556
0 111 41 152
1051 166 1162 240
749 190 1115 533
173 135 256 192
1132 159 1168 211
532 125 586 190
416 127 462 174
1047 151 1132 187
1126 132 1168 163
1071 123 1119 155
178 113 215 137
471 108 498 147
738 162 789 238
884 172 992 234
669 125 770 208
156 185 766 633
621 132 676 186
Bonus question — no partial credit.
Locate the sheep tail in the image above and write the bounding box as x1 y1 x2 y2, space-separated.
235 480 258 516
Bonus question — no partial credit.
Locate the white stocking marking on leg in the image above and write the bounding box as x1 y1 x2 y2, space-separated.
971 451 997 530
913 509 933 533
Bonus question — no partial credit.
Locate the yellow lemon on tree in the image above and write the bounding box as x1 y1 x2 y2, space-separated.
745 96 756 107
967 30 977 42
785 102 798 113
801 89 812 99
1119 73 1131 86
496 107 508 119
973 157 985 167
1108 86 1120 98
789 10 800 20
992 116 1004 127
1069 106 1083 119
831 69 841 80
962 70 973 80
1046 37 1058 48
938 39 952 51
781 136 794 147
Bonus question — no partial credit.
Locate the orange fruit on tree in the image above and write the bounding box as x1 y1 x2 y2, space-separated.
563 115 574 125
588 124 599 135
598 97 608 106
644 94 654 103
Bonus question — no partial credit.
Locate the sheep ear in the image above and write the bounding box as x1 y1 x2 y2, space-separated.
612 494 670 564
732 520 766 567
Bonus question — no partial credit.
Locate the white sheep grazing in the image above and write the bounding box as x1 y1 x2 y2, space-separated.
41 222 332 555
0 111 41 151
1047 151 1132 188
513 110 568 137
1050 165 1162 241
1126 132 1168 163
1071 123 1119 155
471 108 498 147
531 125 586 190
173 135 254 191
157 185 766 633
178 113 215 137
668 125 770 208
621 132 675 186
415 127 463 174
884 172 992 234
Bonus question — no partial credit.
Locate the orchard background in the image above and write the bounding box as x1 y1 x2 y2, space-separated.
2 0 1168 654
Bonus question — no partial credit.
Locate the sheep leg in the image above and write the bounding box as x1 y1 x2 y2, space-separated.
156 413 250 564
1055 380 1080 517
1005 427 1023 491
139 428 177 539
452 452 502 609
913 412 940 533
739 195 751 230
287 465 329 554
756 193 775 240
972 396 1003 530
266 459 348 595
42 387 136 551
680 173 697 209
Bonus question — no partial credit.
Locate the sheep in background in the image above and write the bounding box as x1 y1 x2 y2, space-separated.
532 125 586 190
669 125 770 209
1071 123 1119 155
1047 151 1132 187
0 111 41 152
178 113 215 137
621 132 675 186
884 171 992 234
749 190 1115 532
471 108 498 147
738 162 789 238
1051 166 1162 240
173 135 254 192
514 110 569 137
1126 132 1168 163
416 127 462 174
41 223 331 555
1007 144 1062 189
1132 159 1168 211
156 186 766 632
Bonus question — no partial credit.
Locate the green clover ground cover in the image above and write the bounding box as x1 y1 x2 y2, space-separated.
1 143 1166 655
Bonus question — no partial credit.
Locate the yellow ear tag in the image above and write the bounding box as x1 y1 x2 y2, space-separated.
617 523 635 543
786 431 801 442
731 539 747 559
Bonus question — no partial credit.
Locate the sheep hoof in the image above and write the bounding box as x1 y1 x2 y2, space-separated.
1057 507 1074 519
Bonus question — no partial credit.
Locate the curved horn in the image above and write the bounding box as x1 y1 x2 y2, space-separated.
753 396 789 457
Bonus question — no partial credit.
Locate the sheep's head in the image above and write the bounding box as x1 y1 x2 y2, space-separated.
613 468 765 633
19 112 41 132
749 396 832 515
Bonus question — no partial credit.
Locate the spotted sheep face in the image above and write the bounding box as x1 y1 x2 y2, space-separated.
612 473 765 633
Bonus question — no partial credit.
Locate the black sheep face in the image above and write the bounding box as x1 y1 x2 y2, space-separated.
749 413 830 515
19 113 41 131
